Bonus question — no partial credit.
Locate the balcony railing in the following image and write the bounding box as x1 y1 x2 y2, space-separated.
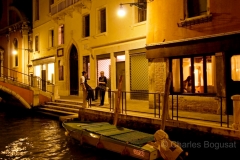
51 0 82 16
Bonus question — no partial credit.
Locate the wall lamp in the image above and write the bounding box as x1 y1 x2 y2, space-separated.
12 48 33 55
117 0 154 17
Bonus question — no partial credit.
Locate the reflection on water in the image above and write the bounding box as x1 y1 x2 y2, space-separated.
0 106 136 160
1 105 240 160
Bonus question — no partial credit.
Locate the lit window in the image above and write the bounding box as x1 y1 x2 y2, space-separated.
48 63 54 83
172 59 181 92
58 24 64 45
231 55 240 81
98 59 110 79
34 65 41 77
171 55 215 93
117 55 125 62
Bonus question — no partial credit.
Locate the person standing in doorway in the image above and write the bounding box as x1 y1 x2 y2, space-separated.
80 71 95 101
95 71 107 106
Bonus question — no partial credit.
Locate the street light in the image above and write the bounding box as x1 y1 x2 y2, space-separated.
12 48 33 55
12 48 33 72
117 0 154 17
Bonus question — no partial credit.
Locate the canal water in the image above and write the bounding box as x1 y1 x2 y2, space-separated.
0 105 136 160
0 104 239 160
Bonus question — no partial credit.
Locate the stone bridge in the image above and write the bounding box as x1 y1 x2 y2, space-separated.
0 77 57 109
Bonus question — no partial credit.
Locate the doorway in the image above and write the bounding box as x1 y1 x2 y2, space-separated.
69 45 79 95
116 61 126 91
41 70 46 91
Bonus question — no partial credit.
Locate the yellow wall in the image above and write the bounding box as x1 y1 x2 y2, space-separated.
147 0 240 44
32 0 148 96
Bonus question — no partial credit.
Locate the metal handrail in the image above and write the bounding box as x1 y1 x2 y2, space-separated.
89 89 231 128
1 66 54 94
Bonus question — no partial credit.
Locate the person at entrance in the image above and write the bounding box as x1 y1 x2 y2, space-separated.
80 71 95 102
95 71 107 106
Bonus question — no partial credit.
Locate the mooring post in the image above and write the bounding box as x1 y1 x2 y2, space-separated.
161 72 172 131
113 75 123 126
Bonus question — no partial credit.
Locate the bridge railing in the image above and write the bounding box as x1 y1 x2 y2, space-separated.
0 66 54 94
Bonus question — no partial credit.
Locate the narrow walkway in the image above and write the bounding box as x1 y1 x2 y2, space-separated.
59 96 233 129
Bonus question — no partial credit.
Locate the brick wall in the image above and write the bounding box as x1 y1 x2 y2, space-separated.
168 95 219 114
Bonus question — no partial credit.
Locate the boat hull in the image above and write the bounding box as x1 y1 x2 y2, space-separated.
62 122 160 160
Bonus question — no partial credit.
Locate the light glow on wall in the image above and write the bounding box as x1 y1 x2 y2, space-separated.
34 65 41 77
117 55 125 62
48 63 54 83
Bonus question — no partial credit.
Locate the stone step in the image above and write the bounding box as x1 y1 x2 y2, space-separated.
42 105 79 113
38 107 77 115
55 99 82 105
45 102 82 109
36 110 67 117
54 99 98 106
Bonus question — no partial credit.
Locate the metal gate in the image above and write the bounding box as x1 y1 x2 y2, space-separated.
130 53 148 100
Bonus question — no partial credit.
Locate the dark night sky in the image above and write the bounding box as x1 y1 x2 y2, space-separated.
0 0 2 20
11 0 32 22
0 0 32 23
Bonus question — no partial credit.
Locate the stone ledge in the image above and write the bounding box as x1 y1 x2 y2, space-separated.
77 108 240 140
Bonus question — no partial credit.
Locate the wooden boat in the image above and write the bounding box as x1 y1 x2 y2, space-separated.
63 121 160 160
63 74 187 160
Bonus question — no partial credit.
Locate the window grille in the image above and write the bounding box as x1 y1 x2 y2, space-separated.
130 53 148 100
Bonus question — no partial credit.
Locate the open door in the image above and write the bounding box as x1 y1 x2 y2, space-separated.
116 61 125 91
69 45 79 95
41 70 46 91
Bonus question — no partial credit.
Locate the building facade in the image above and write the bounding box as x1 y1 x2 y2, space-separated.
146 0 240 115
32 0 149 100
0 0 32 82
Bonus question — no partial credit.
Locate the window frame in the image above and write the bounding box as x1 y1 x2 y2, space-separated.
58 60 64 81
170 54 215 94
137 0 147 23
98 7 106 33
82 14 90 38
184 0 209 19
35 35 39 52
58 24 64 45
